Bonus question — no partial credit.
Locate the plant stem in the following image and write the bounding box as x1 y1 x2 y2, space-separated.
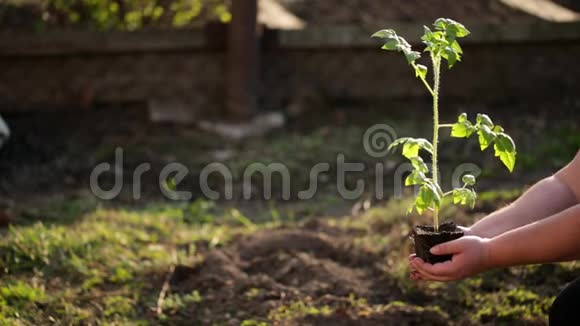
420 76 435 97
432 54 441 232
438 124 453 128
411 63 435 96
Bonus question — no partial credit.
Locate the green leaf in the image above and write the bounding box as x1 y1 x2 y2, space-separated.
448 21 470 38
424 180 443 207
421 30 446 53
452 188 477 209
462 174 476 186
433 18 470 38
451 40 463 54
496 150 516 172
442 46 459 68
477 124 496 150
410 156 429 173
408 178 442 214
388 137 408 149
373 29 420 65
451 113 476 138
415 139 434 155
371 29 397 39
476 113 494 127
402 142 420 159
423 19 469 60
414 64 428 79
421 26 435 47
433 18 449 31
382 38 399 50
388 138 434 159
403 139 434 158
403 48 421 65
415 186 432 214
494 133 517 172
405 170 426 186
427 180 443 201
415 184 434 214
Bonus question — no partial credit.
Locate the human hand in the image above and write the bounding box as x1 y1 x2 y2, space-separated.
408 224 472 281
457 225 472 235
409 236 493 282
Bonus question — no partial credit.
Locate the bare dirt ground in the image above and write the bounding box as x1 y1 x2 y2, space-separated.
173 224 451 325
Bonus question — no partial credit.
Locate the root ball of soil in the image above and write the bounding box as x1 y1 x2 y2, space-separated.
413 222 464 264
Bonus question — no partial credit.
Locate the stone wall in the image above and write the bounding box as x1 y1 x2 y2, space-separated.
0 22 579 116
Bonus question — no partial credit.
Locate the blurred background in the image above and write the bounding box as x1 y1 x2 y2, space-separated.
0 0 579 325
0 0 578 201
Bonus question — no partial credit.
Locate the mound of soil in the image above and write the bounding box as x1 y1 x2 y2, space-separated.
171 223 450 325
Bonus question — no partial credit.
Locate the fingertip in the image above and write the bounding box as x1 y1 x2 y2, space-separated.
410 271 422 281
430 246 440 254
410 258 421 268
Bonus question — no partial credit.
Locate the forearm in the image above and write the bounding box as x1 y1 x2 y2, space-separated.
469 176 577 238
488 204 580 267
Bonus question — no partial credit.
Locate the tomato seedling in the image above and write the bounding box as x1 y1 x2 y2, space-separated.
373 18 517 232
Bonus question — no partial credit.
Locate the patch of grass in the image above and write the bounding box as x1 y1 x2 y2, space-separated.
0 199 264 324
103 295 135 317
240 320 268 326
381 300 448 319
161 290 202 314
269 299 333 322
472 288 552 325
0 280 47 324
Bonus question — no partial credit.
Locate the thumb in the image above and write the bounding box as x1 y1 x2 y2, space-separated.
430 238 463 255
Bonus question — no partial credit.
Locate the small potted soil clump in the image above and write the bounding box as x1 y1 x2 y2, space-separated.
372 19 517 263
413 221 463 263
